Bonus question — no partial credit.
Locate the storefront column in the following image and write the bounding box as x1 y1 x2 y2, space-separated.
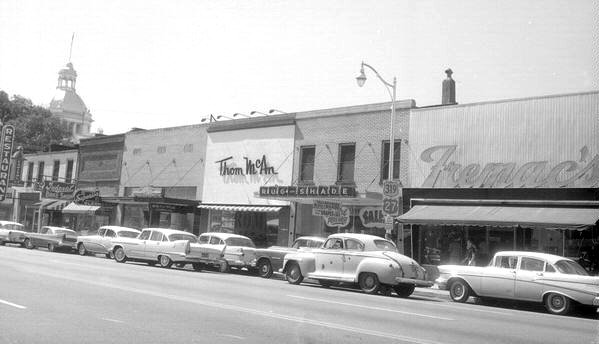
288 202 296 246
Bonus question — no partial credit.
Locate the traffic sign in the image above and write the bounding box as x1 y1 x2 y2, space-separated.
383 180 402 198
382 197 400 217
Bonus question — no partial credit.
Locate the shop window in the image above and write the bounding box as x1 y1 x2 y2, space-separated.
337 143 355 184
26 162 34 183
183 144 193 153
299 146 315 182
52 160 60 181
157 146 166 154
37 161 45 182
380 140 400 181
65 159 74 183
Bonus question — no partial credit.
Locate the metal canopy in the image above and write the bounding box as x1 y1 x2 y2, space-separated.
62 203 101 215
397 205 599 230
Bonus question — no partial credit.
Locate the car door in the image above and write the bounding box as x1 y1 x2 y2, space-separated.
144 231 165 259
514 257 546 301
86 228 106 253
342 238 365 279
129 230 150 258
313 238 345 278
100 229 116 254
479 255 517 299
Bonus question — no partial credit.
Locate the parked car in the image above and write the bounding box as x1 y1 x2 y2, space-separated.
254 236 325 278
436 251 599 315
0 221 28 246
24 226 78 252
197 232 257 273
281 233 432 297
112 228 224 270
76 226 141 258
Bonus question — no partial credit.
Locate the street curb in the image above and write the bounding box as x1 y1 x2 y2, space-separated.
413 287 450 301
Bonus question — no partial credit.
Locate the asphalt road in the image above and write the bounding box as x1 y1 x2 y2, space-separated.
0 245 597 344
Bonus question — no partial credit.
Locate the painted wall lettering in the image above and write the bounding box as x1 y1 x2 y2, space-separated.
216 155 278 176
420 145 599 188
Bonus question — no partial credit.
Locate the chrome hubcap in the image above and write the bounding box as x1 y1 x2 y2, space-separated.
454 284 464 297
364 276 375 288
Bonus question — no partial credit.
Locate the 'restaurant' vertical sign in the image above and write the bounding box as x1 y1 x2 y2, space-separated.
0 125 15 201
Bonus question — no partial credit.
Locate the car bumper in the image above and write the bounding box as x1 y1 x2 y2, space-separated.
58 241 78 249
226 259 256 268
434 277 449 290
394 277 434 288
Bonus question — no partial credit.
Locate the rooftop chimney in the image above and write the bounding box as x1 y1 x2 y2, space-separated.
442 68 456 105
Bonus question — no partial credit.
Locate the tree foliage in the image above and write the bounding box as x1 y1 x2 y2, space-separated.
0 90 71 152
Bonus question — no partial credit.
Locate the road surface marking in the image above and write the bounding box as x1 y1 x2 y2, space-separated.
16 270 445 344
287 294 454 320
222 334 245 340
101 318 125 324
0 298 26 309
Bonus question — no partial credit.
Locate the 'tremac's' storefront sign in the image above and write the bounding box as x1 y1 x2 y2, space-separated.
421 145 599 188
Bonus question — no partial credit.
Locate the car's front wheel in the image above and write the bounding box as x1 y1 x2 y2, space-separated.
285 262 304 285
358 273 380 294
114 247 127 263
394 284 416 298
449 279 471 303
77 243 87 256
257 259 273 278
159 255 173 268
544 293 572 315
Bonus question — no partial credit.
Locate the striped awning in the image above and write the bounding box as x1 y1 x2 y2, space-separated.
198 204 282 212
30 199 70 211
62 203 101 215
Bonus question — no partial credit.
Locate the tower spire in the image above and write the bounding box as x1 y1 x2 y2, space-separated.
68 32 75 62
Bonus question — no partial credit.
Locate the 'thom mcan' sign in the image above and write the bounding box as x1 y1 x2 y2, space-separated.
0 125 15 201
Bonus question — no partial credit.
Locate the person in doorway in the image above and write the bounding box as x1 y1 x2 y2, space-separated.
462 239 478 266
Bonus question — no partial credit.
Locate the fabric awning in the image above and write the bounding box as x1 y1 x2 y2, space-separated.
62 203 101 215
198 204 282 212
30 199 70 211
397 205 599 230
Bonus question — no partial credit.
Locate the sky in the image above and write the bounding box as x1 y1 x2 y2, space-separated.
0 0 596 135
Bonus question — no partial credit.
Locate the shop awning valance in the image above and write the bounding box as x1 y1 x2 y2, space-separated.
30 199 70 211
397 205 599 230
198 204 282 212
62 203 101 215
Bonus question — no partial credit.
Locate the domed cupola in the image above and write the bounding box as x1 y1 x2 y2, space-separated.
49 61 93 142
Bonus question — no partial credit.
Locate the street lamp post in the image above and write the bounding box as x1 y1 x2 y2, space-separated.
356 62 397 181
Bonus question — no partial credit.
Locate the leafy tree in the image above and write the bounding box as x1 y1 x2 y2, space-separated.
0 91 71 152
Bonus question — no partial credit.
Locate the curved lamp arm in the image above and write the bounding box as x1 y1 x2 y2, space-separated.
357 62 396 102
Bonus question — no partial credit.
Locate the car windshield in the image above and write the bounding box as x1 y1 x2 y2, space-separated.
118 231 139 238
168 234 197 243
54 229 75 235
373 239 397 251
554 260 589 276
1 223 24 231
225 237 255 247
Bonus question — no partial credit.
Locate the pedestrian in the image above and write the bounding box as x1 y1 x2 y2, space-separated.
462 239 478 266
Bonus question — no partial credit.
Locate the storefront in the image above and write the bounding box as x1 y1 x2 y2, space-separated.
200 117 295 247
398 91 599 267
60 189 112 234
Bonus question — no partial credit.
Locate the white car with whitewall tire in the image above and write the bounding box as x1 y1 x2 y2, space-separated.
112 228 225 271
197 232 257 273
0 221 28 246
76 226 140 258
281 233 432 297
436 251 599 315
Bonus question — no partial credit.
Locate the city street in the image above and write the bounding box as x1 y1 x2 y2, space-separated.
0 246 597 344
